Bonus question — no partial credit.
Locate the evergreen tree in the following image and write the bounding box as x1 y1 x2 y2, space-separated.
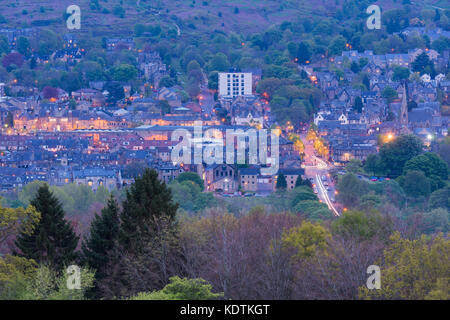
295 175 312 188
81 195 120 291
353 96 363 113
362 74 370 91
297 42 311 64
412 52 435 76
119 168 178 254
100 169 180 298
15 185 79 270
295 175 304 188
5 111 13 128
276 173 287 190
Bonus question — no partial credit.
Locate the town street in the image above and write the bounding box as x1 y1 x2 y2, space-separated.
301 133 340 216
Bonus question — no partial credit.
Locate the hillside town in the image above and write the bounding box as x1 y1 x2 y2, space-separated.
0 26 449 205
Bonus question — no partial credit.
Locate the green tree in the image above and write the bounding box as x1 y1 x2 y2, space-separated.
364 154 382 176
403 152 448 192
21 264 94 300
95 186 110 204
208 53 230 72
282 221 331 260
17 37 30 58
187 60 201 73
419 208 449 235
353 96 363 113
110 64 137 82
104 82 125 103
81 196 120 297
401 170 431 198
130 276 223 300
336 173 368 208
0 205 40 246
157 99 171 115
428 186 450 210
5 111 14 128
0 36 9 56
159 76 176 88
294 200 333 220
379 134 423 178
207 71 218 90
119 168 178 254
0 255 37 300
332 210 391 241
359 233 449 300
18 180 47 206
382 86 398 103
36 29 59 56
328 36 346 56
297 42 311 64
276 173 287 191
346 159 363 174
15 185 79 270
392 65 410 81
176 172 204 190
412 52 435 76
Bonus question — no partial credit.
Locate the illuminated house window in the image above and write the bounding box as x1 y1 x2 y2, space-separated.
88 180 93 187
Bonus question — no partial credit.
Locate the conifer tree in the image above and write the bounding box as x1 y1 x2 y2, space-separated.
276 173 287 190
100 169 180 298
119 168 178 254
295 175 312 188
81 195 120 286
15 184 79 270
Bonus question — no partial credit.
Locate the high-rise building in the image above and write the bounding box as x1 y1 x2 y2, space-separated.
218 72 252 98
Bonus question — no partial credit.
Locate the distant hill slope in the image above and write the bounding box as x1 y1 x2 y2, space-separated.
0 0 448 36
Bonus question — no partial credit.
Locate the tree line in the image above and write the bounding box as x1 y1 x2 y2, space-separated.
0 167 448 300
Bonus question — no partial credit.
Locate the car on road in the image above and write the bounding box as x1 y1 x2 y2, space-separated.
326 186 331 191
323 181 329 186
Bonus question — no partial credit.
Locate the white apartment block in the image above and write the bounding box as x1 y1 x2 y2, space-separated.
218 72 252 98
